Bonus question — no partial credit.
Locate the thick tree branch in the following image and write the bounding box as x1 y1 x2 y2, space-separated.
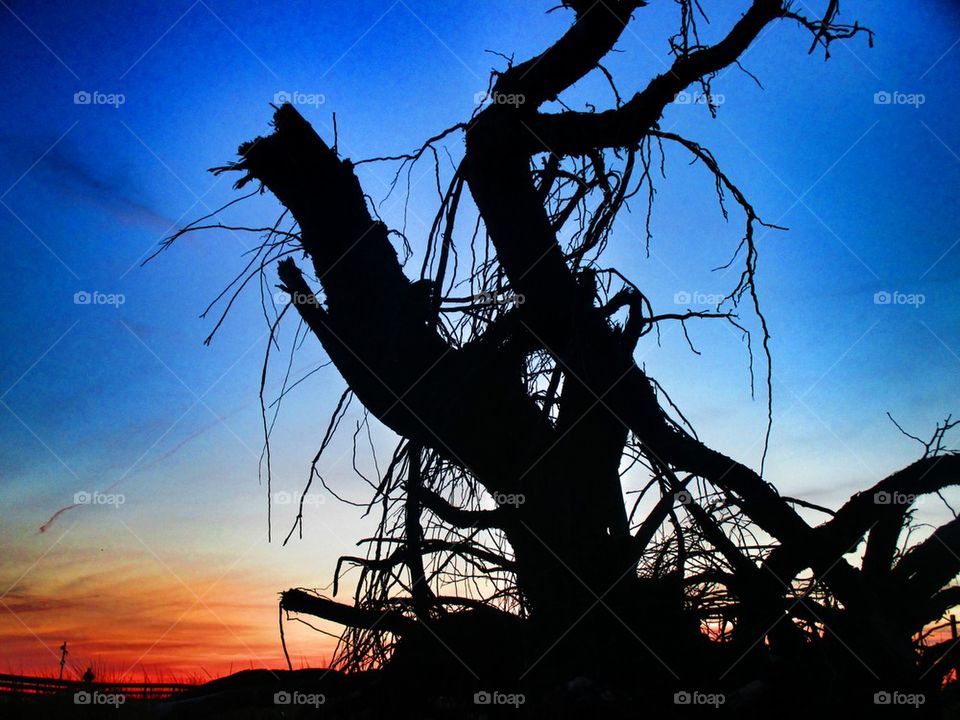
227 106 557 499
523 2 871 157
493 0 646 108
765 454 960 585
281 589 414 635
414 486 510 530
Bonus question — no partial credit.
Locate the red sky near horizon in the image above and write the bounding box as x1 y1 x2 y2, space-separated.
0 519 339 679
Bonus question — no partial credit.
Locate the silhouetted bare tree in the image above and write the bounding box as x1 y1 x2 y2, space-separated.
163 0 960 713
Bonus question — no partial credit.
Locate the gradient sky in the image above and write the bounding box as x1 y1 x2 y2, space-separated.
1 0 959 679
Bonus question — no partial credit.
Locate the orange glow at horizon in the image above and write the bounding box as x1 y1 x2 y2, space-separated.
0 534 339 681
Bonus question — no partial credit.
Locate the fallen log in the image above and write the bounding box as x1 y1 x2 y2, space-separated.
280 589 414 635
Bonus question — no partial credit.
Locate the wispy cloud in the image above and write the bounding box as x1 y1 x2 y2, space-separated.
0 135 179 231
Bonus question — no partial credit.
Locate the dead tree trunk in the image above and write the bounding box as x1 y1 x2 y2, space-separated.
185 0 960 704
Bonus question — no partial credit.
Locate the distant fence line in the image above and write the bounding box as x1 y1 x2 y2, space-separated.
0 673 193 701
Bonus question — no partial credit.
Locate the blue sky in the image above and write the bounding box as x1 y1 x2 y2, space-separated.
0 0 958 675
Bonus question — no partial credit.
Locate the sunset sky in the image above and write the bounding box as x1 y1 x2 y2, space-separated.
1 0 959 679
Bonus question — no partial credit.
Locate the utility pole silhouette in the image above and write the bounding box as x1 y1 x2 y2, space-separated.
58 641 68 681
